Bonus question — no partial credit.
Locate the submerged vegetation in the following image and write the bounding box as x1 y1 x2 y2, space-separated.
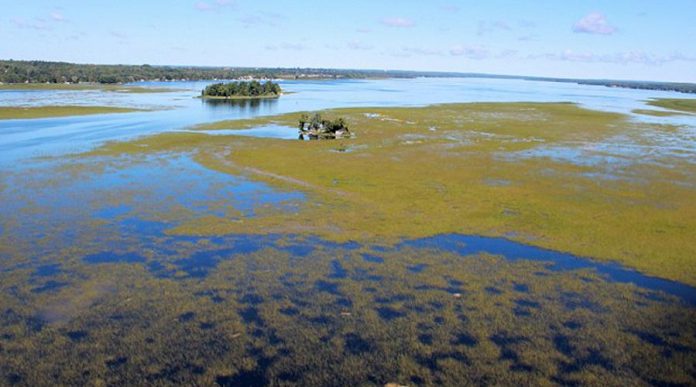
0 105 146 120
298 113 351 139
202 81 282 100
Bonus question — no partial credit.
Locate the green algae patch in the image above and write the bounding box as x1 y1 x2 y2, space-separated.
90 102 696 285
646 98 696 114
0 106 147 120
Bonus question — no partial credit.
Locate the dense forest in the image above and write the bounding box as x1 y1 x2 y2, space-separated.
0 60 447 84
202 81 281 98
1 59 694 94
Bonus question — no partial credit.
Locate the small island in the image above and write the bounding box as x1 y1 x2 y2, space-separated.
298 113 351 140
201 80 282 100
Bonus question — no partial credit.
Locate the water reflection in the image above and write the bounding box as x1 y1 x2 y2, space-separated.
201 97 279 116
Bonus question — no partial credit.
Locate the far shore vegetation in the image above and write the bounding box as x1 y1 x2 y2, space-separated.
201 81 281 100
2 59 696 94
0 105 146 120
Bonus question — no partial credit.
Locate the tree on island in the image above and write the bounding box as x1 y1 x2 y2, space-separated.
202 80 281 98
298 113 351 140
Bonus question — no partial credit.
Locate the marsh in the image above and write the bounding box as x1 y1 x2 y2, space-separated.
1 78 695 385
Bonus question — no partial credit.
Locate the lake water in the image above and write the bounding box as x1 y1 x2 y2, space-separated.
0 78 695 385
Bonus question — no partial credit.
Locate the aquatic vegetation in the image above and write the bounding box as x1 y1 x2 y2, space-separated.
1 238 694 385
2 101 695 385
91 102 696 285
0 106 146 120
646 98 696 114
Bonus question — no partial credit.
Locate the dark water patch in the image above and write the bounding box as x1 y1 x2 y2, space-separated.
407 263 427 273
66 330 88 342
31 280 68 293
280 244 314 257
485 286 503 295
344 333 373 355
178 312 196 323
353 268 383 282
374 294 415 304
560 291 602 312
279 307 299 316
173 248 238 278
513 283 529 293
240 307 264 326
362 253 384 263
399 234 696 305
510 363 535 373
200 322 215 330
559 349 614 374
563 321 582 330
451 332 478 347
336 298 353 308
309 315 333 326
32 263 61 277
146 260 170 277
216 369 266 387
418 334 434 345
329 259 347 279
239 294 264 305
5 373 22 385
553 335 575 357
515 299 540 309
105 356 128 370
84 251 145 264
417 351 470 370
315 280 341 295
376 307 406 321
646 379 691 387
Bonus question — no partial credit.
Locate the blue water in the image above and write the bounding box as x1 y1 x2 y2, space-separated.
1 77 695 164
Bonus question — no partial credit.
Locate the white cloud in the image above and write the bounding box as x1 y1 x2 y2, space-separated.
449 45 489 59
381 17 415 28
573 12 616 35
50 11 65 22
534 49 696 65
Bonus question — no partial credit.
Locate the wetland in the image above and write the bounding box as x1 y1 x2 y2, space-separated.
0 78 695 386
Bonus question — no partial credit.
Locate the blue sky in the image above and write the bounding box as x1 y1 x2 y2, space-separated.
2 0 695 82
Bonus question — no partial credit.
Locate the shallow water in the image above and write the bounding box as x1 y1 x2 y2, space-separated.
1 77 695 164
1 79 695 385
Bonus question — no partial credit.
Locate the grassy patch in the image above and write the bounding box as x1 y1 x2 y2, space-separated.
646 98 696 114
90 102 696 285
632 109 685 117
0 106 147 120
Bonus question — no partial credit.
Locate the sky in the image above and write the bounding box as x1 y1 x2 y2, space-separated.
2 0 696 82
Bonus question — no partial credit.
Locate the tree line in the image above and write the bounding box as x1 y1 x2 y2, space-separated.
202 81 281 98
0 60 431 84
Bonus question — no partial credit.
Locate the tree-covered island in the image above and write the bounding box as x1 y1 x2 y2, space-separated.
201 80 282 99
298 113 351 140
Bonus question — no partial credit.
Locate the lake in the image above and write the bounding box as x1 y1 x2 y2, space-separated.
0 78 695 385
